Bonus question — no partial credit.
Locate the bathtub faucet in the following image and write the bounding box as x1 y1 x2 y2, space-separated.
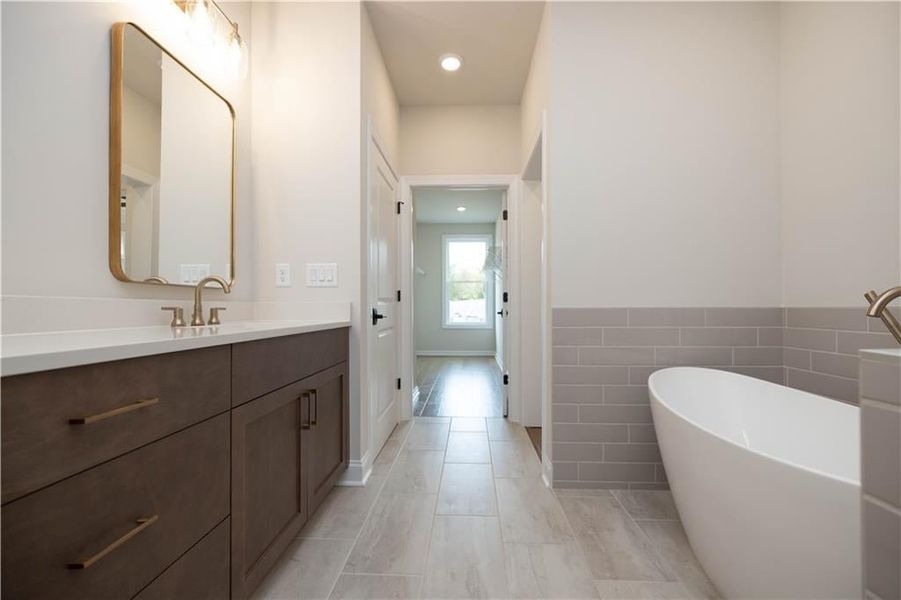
865 286 901 345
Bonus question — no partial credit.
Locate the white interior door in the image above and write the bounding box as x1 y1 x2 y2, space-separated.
369 137 400 457
494 192 509 415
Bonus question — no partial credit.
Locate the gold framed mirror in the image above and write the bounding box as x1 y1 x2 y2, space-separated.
109 22 236 287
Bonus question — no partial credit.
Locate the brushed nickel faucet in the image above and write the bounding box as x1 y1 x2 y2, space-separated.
865 286 901 344
192 275 231 326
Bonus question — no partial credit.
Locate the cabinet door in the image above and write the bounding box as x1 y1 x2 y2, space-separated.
231 381 310 600
304 362 350 513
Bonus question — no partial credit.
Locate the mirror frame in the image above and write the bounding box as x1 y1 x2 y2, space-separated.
109 22 236 287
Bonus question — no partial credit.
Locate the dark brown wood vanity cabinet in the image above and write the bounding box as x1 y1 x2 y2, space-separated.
230 332 349 600
1 327 349 600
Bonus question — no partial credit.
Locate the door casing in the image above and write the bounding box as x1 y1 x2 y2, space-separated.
398 175 523 423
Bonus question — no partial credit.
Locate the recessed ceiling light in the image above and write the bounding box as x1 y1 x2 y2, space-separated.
456 206 467 212
440 53 463 72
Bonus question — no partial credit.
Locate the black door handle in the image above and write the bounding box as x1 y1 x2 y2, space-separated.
372 308 386 325
496 310 504 316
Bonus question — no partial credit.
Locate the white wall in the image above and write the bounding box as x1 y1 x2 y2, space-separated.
780 2 900 306
400 105 521 176
1 1 254 304
414 223 496 354
362 6 399 167
520 3 550 169
250 2 364 458
549 2 783 308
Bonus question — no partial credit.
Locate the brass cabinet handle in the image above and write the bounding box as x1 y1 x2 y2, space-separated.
311 390 318 426
69 398 159 425
300 393 312 430
68 515 159 570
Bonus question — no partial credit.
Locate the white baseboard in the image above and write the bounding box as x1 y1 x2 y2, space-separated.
416 350 496 357
337 449 373 487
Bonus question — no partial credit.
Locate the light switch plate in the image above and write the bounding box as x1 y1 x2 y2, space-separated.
306 263 338 287
275 263 291 287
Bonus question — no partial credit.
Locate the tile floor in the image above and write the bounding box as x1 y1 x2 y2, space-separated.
414 357 504 417
253 416 720 600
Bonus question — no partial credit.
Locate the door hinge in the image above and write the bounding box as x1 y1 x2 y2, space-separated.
502 292 509 303
503 374 509 386
502 209 508 221
396 377 402 390
397 289 401 302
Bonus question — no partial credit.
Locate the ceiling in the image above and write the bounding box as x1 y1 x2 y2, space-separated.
414 188 503 223
366 1 545 106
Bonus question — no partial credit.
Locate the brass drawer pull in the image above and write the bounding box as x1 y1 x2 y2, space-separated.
69 398 159 425
300 393 312 430
68 515 159 570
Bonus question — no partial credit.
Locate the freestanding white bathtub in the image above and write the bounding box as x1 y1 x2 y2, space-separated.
649 367 860 600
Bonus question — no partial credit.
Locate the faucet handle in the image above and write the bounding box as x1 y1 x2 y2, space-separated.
208 307 227 326
161 306 186 328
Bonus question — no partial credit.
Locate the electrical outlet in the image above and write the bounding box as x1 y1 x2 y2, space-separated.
275 263 291 287
306 263 338 287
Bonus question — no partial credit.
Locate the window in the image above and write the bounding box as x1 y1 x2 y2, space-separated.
443 234 493 328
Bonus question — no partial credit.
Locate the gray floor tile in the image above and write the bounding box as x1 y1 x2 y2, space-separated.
496 477 573 544
594 580 697 599
446 431 491 463
491 440 542 478
329 574 421 599
611 490 679 521
505 541 599 599
558 493 673 582
635 521 719 599
252 537 353 600
344 493 437 575
405 421 450 451
437 463 497 516
299 476 386 539
422 515 509 599
383 450 444 494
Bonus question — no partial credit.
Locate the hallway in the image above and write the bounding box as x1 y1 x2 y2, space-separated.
252 416 720 599
414 356 504 418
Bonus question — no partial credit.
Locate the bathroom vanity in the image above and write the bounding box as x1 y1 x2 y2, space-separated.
0 321 350 600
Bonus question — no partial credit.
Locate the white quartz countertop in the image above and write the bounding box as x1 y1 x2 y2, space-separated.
0 319 351 376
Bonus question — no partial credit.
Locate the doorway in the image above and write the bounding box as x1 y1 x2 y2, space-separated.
410 186 507 418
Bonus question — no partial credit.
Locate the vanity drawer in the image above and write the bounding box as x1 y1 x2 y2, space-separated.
1 345 230 503
134 518 230 600
1 413 229 600
232 328 349 406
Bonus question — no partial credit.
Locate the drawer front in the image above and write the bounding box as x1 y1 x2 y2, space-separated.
1 414 229 600
134 518 229 600
1 345 230 503
232 328 349 406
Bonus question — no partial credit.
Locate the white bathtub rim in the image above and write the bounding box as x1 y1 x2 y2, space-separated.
648 367 859 489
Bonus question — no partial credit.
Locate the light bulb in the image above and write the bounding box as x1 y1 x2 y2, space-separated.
440 54 463 72
227 32 248 79
188 0 214 47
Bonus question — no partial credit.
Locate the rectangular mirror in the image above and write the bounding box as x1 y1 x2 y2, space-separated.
109 22 235 287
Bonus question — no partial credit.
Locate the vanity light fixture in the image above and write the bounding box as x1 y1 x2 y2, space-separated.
456 206 467 212
175 0 247 78
440 53 463 72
